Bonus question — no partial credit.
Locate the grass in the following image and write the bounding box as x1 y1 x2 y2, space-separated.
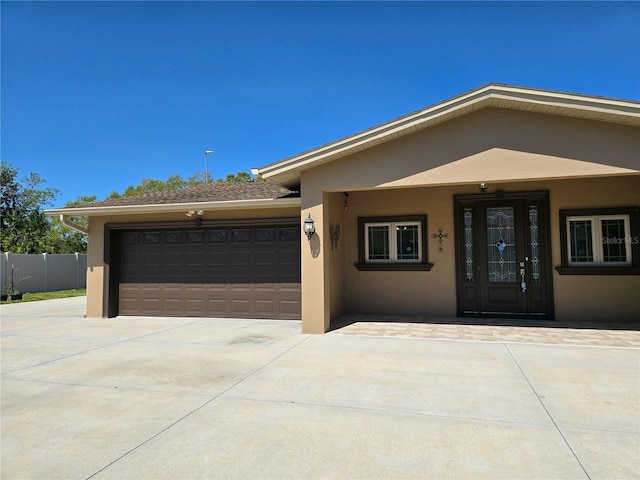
1 289 86 304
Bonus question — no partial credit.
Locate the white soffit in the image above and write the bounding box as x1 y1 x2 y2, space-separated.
255 84 640 187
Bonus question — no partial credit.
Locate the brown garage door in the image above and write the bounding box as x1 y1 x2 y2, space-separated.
118 223 301 319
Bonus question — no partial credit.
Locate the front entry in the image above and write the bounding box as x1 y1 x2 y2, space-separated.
455 191 554 319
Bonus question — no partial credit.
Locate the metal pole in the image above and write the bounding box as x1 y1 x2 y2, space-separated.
204 150 213 184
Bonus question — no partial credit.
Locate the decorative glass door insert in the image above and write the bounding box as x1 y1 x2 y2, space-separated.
486 207 516 282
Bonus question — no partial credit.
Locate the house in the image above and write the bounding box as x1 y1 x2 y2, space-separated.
47 84 640 333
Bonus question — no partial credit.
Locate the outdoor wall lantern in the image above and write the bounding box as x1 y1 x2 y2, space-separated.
303 214 316 241
479 182 489 193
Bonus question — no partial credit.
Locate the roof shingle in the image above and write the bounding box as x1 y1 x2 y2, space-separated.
77 182 298 209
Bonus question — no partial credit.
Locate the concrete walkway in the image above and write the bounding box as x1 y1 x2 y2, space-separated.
1 297 639 479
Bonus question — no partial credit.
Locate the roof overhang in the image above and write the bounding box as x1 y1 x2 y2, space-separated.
45 197 301 217
253 84 640 188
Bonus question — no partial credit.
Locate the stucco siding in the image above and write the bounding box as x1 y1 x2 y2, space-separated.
300 108 639 193
85 206 300 318
343 187 456 318
331 177 639 323
301 169 638 330
547 176 639 323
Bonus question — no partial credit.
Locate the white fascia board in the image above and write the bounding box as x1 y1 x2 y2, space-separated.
44 197 301 217
489 85 640 113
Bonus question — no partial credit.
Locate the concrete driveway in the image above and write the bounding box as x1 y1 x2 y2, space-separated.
1 297 638 479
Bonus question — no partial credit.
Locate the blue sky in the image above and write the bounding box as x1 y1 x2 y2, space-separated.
2 1 639 208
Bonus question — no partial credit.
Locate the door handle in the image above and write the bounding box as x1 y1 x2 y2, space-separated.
520 261 527 293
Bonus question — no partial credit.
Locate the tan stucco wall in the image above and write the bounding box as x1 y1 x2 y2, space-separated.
85 206 300 318
329 177 639 324
299 188 327 333
86 107 639 331
85 219 105 318
545 175 640 322
327 192 347 320
299 108 639 193
300 107 639 332
342 187 457 318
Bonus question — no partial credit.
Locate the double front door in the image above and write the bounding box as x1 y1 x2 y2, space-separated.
455 192 554 319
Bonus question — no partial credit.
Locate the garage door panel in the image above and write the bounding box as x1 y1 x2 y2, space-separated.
279 251 300 265
231 299 251 315
279 303 301 316
231 252 252 266
231 229 252 242
122 253 141 270
207 252 228 266
185 253 206 267
255 301 275 314
162 299 183 315
119 223 300 319
255 285 276 293
230 274 253 284
185 285 206 296
123 232 139 244
142 232 161 244
165 252 184 267
279 275 301 284
142 253 162 268
182 275 207 284
185 231 204 243
255 228 276 241
209 230 227 243
161 275 184 283
208 301 228 316
255 251 276 265
185 300 205 315
229 285 252 294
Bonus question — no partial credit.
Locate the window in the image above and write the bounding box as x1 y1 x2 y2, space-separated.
568 215 630 265
365 222 421 262
356 215 433 271
557 208 640 275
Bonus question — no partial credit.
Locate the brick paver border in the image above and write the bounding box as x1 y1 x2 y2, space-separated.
330 315 640 348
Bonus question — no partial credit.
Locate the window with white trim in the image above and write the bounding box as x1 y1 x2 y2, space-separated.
365 221 422 263
356 215 433 271
567 215 631 266
557 207 640 275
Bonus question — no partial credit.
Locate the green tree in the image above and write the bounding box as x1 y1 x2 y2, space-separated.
218 171 256 183
107 170 260 198
45 195 96 254
107 174 193 199
0 162 59 253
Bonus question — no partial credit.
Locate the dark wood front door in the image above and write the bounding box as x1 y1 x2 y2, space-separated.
455 191 554 319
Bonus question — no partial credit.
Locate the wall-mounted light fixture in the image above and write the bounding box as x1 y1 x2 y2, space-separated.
479 182 489 193
344 192 349 210
303 214 316 241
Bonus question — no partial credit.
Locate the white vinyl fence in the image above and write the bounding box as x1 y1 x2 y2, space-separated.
1 253 87 294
